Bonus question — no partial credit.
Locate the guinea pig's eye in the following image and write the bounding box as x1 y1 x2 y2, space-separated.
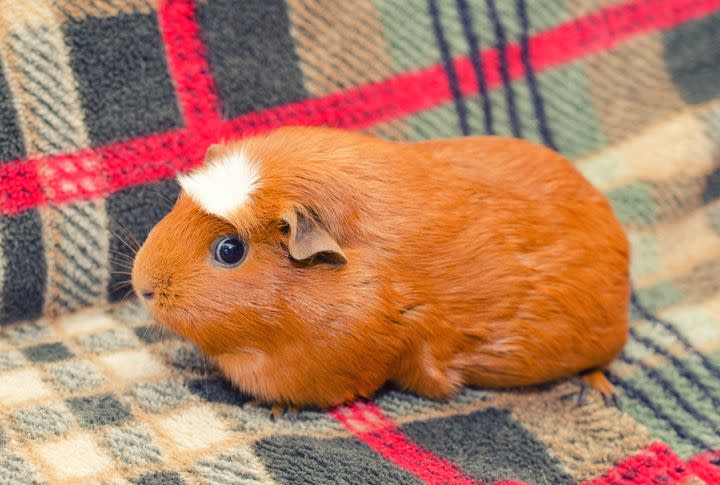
212 236 247 267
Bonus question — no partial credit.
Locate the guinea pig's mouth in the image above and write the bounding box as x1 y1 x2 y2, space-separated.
143 297 223 336
143 299 186 327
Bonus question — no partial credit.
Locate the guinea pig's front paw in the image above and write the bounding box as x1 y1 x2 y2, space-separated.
271 403 300 422
576 370 621 409
244 399 300 421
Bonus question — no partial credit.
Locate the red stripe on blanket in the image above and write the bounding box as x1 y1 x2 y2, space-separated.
227 0 720 134
685 450 720 483
580 442 720 484
331 405 720 485
330 401 482 485
0 161 42 214
157 0 221 129
527 0 720 72
1 0 719 214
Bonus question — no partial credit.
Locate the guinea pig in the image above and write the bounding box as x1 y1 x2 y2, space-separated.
131 126 629 417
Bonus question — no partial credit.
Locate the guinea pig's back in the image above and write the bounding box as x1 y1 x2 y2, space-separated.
391 136 630 384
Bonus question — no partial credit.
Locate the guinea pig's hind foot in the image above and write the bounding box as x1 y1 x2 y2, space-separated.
245 399 300 421
577 370 621 409
270 403 300 422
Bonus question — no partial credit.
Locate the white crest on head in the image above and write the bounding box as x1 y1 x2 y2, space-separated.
177 149 261 219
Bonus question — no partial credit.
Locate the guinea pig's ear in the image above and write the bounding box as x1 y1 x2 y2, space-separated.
205 144 222 161
281 208 348 266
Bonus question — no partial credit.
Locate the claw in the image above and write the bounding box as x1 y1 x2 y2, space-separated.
270 404 284 421
576 383 588 407
578 370 622 409
270 404 301 421
287 407 300 420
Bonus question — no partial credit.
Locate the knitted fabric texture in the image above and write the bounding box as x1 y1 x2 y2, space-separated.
0 0 719 483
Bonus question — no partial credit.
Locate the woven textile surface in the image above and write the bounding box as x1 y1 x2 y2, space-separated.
0 0 719 483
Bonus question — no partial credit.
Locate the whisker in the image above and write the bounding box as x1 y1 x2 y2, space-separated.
150 324 168 344
109 255 134 265
111 270 134 276
112 224 138 250
110 221 144 255
109 261 135 271
116 222 143 252
109 259 134 269
110 281 132 292
140 323 155 343
109 225 139 255
110 246 135 255
110 264 134 273
152 189 176 210
120 287 136 301
110 248 136 262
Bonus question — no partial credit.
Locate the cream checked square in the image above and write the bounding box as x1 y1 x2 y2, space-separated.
156 406 232 452
99 348 168 380
706 296 720 324
36 433 113 480
58 308 118 336
662 299 720 349
0 368 52 405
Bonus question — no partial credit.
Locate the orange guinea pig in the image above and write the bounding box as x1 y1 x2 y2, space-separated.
132 126 630 416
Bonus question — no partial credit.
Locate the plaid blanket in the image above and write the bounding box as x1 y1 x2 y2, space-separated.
0 0 719 483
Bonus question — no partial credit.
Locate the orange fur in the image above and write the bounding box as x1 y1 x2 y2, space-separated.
132 127 630 409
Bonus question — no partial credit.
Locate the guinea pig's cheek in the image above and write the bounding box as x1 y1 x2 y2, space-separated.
149 305 186 334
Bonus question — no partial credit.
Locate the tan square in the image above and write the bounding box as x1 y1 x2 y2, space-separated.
59 308 117 336
508 383 650 480
0 369 52 405
586 33 685 144
36 433 112 479
156 406 231 451
577 109 714 193
99 349 167 380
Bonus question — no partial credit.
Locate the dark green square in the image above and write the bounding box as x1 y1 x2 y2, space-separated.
709 205 720 235
607 181 659 226
197 0 306 118
187 378 249 406
134 325 163 344
22 342 73 363
134 471 185 485
663 12 720 104
400 408 572 483
64 12 182 145
67 393 131 428
255 435 420 484
702 167 720 205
